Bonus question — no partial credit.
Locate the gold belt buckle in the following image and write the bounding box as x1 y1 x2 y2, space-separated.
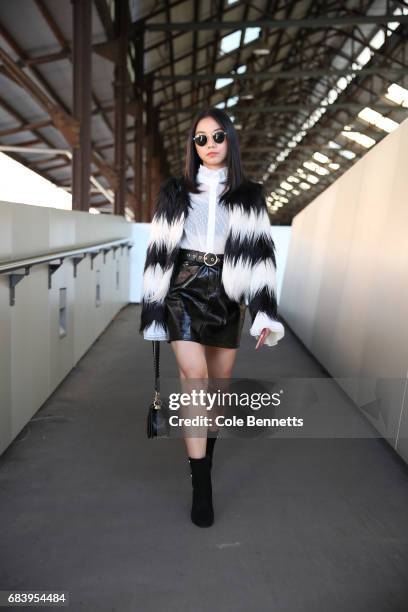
203 252 218 266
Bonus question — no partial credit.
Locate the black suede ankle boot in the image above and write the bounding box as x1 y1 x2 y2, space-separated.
205 432 218 471
188 455 214 527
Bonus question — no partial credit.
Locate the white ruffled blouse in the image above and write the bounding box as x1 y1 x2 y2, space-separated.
143 164 285 347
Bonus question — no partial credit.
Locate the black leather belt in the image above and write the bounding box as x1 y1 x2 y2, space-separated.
177 248 224 267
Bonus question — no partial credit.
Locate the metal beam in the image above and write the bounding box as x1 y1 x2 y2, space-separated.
159 103 408 114
0 19 118 208
146 16 408 31
153 66 408 81
0 44 80 147
0 118 52 137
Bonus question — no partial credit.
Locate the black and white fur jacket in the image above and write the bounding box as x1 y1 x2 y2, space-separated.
139 174 285 347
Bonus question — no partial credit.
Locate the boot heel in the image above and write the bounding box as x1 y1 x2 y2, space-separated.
188 455 214 527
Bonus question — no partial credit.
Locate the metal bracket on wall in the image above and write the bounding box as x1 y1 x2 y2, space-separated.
90 251 100 270
8 266 31 306
102 248 110 264
48 258 64 289
126 244 132 256
112 245 120 259
72 254 86 278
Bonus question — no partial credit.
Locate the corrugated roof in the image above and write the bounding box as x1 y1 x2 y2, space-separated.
0 0 407 221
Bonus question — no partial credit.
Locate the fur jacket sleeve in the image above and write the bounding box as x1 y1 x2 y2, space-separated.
139 176 285 347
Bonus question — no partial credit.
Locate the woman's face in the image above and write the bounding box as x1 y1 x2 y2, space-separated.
194 116 228 169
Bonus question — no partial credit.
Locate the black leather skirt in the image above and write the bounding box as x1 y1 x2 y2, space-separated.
165 248 246 348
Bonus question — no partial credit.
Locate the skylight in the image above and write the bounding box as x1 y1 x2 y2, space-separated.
341 131 376 148
226 95 239 107
244 27 261 45
220 30 242 55
385 83 408 107
313 152 330 163
339 149 356 160
215 78 233 89
358 107 399 133
328 141 341 149
303 160 329 175
280 181 293 190
264 4 407 192
220 28 261 56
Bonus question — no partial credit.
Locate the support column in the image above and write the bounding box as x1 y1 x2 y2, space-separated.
72 0 92 211
132 24 144 222
145 77 154 220
113 0 129 216
142 128 149 223
132 98 143 222
151 125 161 219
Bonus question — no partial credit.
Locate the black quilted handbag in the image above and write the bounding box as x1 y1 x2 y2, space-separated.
147 341 170 438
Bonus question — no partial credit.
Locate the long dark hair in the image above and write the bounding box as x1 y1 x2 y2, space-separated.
183 107 247 199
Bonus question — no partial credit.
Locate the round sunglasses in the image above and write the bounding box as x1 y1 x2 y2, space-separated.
192 130 227 147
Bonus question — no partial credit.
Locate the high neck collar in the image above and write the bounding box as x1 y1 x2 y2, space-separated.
197 163 228 185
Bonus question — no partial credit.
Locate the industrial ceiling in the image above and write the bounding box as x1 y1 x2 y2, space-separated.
0 0 407 224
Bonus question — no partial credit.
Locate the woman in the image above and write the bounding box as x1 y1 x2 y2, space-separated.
139 107 284 527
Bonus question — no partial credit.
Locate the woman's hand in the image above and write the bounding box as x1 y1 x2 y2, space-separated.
255 328 271 350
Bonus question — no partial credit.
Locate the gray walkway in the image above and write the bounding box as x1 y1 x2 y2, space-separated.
0 304 407 611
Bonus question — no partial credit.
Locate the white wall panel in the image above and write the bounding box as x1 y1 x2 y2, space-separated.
0 200 132 455
279 116 408 462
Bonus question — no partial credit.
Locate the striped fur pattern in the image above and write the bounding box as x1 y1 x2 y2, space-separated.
139 176 279 335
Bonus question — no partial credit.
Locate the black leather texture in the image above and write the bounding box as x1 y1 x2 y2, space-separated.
165 249 246 348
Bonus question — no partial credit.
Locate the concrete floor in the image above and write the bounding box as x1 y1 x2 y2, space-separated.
0 304 407 611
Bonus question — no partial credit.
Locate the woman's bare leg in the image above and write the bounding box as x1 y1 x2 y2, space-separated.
205 345 238 379
170 340 208 458
204 346 239 432
170 341 240 455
